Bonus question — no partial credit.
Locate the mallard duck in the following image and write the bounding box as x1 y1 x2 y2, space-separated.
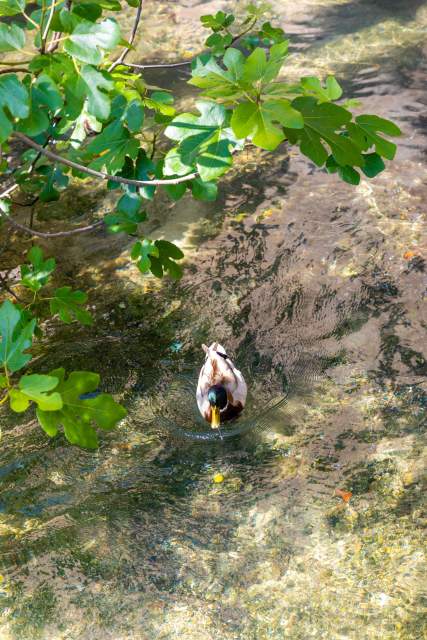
196 342 247 429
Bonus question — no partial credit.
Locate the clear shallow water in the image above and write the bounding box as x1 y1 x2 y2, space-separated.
1 1 426 639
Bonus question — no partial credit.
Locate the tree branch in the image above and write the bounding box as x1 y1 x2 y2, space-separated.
48 0 72 53
121 17 258 71
13 132 198 186
4 215 104 238
0 271 23 302
0 68 28 75
108 0 144 72
40 0 56 53
0 183 19 199
124 60 192 71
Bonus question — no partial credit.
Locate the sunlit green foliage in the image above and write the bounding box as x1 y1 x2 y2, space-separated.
0 249 126 448
0 1 401 447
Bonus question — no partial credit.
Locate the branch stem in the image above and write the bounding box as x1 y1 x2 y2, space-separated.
22 10 40 30
108 0 144 72
0 60 31 66
41 0 57 52
13 132 198 186
121 16 258 71
3 215 104 238
0 68 28 75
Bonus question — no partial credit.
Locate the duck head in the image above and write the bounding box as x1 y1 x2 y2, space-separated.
207 384 227 428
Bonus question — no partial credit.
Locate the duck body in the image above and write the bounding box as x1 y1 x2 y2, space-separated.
196 342 247 428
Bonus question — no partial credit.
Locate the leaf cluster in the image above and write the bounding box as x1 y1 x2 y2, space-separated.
0 295 126 448
0 1 402 284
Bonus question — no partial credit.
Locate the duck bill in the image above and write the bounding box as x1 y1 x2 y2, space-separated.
211 406 221 429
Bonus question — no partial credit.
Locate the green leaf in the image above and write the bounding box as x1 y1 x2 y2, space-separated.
96 0 122 8
231 101 286 151
189 53 244 100
105 191 146 233
155 240 184 279
131 238 184 279
50 287 93 326
9 389 29 412
201 11 234 31
205 32 233 55
0 0 25 17
34 74 63 112
326 155 362 184
38 165 69 202
36 368 127 448
131 239 159 273
72 2 103 22
191 178 218 201
0 23 25 52
10 374 62 413
80 65 113 121
300 75 343 102
17 74 63 137
347 114 401 161
143 91 175 117
17 107 48 138
64 18 121 65
125 100 144 132
326 75 343 100
163 182 187 201
0 74 29 143
0 198 10 214
117 191 143 215
85 118 139 173
258 21 287 46
289 97 363 167
105 208 146 234
222 48 245 82
338 165 360 185
242 47 267 84
155 240 184 261
361 152 385 178
20 245 56 292
165 101 239 180
0 300 36 373
164 147 193 177
0 373 7 388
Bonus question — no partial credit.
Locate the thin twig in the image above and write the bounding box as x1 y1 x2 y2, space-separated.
4 215 104 238
47 0 72 53
39 0 48 49
0 60 32 66
22 10 41 30
0 183 19 199
13 132 198 186
150 133 157 160
108 0 144 72
121 17 258 71
0 272 22 302
41 0 57 53
123 60 192 71
0 68 28 75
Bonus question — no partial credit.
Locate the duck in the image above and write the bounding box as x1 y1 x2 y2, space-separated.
196 342 247 429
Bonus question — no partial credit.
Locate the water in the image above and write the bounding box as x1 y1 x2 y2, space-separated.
1 1 426 638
